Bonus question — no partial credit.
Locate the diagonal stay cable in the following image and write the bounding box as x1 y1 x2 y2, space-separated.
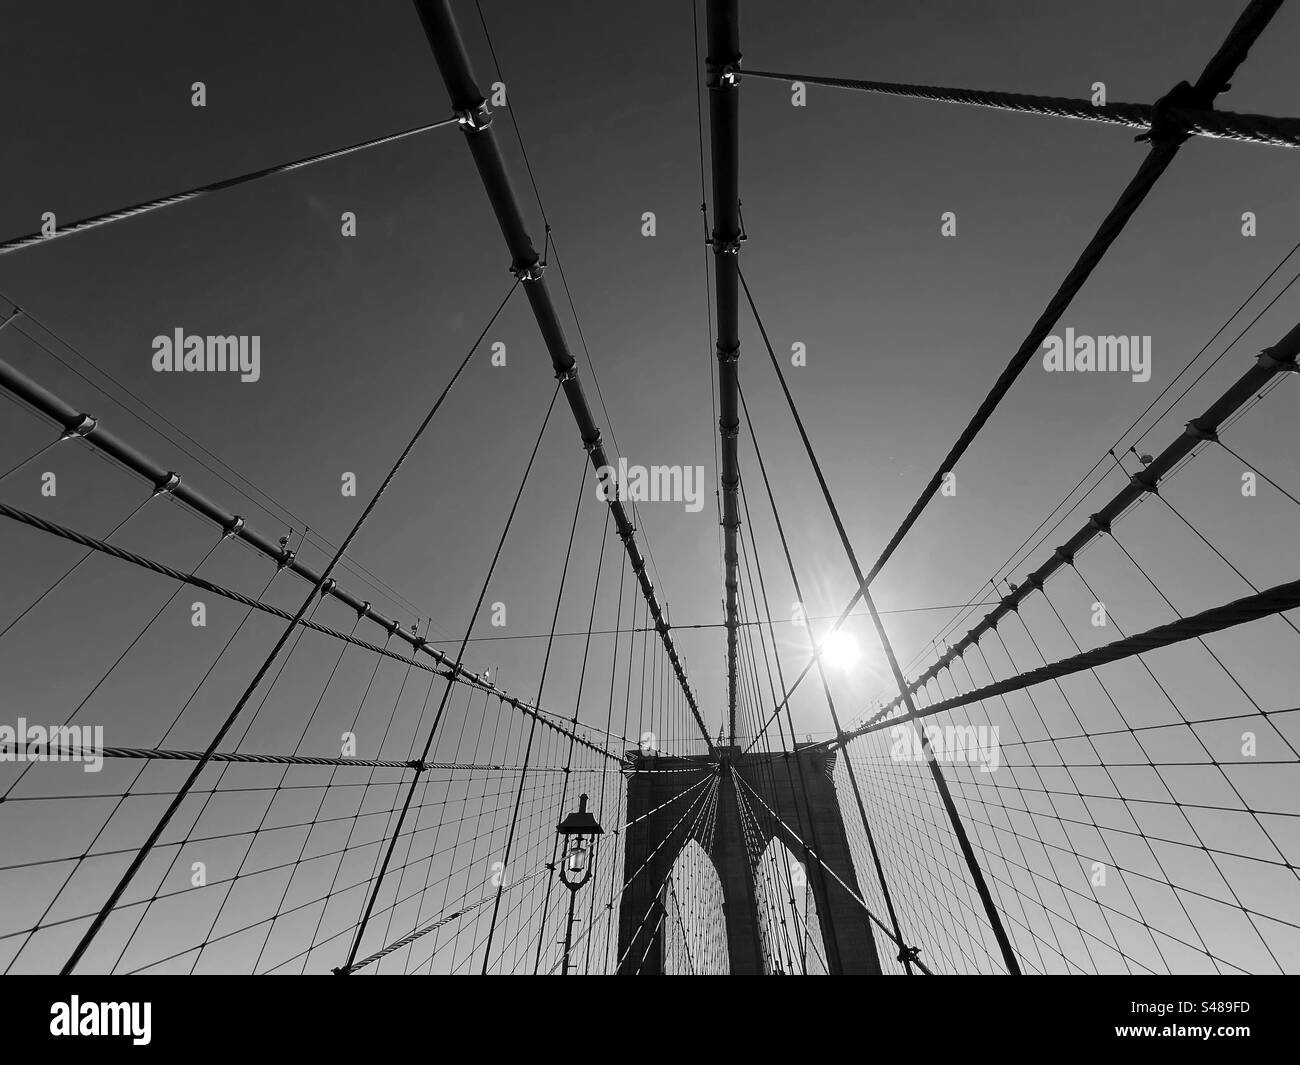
337 381 564 974
741 71 1300 149
737 382 917 973
0 116 458 256
0 501 620 763
847 317 1300 736
413 0 712 752
59 280 518 974
738 267 1021 972
751 0 1284 739
478 459 587 975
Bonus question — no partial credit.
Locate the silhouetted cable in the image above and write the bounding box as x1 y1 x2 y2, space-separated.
348 866 550 974
842 577 1300 744
531 506 611 972
0 116 458 256
479 461 586 974
1 293 444 636
742 70 1300 148
882 235 1300 701
700 0 745 742
755 0 1284 724
0 501 620 762
337 384 564 974
739 267 1021 974
59 282 518 974
854 319 1299 731
732 773 933 973
415 0 711 749
0 741 572 771
735 479 848 969
0 288 579 749
738 383 917 972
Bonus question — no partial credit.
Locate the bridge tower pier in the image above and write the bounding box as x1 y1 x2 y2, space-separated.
617 745 881 974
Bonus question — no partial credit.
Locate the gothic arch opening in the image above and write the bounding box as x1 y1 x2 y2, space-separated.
661 838 729 975
754 836 828 974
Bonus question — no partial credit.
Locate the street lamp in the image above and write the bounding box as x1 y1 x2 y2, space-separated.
556 794 604 973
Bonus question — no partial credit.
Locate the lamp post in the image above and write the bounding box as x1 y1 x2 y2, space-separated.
556 793 603 974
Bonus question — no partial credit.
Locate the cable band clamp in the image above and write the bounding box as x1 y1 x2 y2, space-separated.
706 56 742 89
512 258 545 282
1257 346 1298 373
454 100 493 133
61 414 97 440
1130 470 1159 494
153 471 182 496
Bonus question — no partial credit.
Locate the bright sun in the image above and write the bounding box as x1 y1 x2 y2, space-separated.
819 630 860 670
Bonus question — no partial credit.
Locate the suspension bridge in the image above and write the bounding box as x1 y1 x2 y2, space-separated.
1 0 1299 977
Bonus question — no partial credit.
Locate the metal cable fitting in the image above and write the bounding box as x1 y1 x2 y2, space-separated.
512 258 545 282
454 100 492 132
152 471 182 496
1130 470 1159 494
709 234 745 255
1257 346 1298 372
1136 80 1213 147
60 414 97 440
222 515 245 539
706 56 742 89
